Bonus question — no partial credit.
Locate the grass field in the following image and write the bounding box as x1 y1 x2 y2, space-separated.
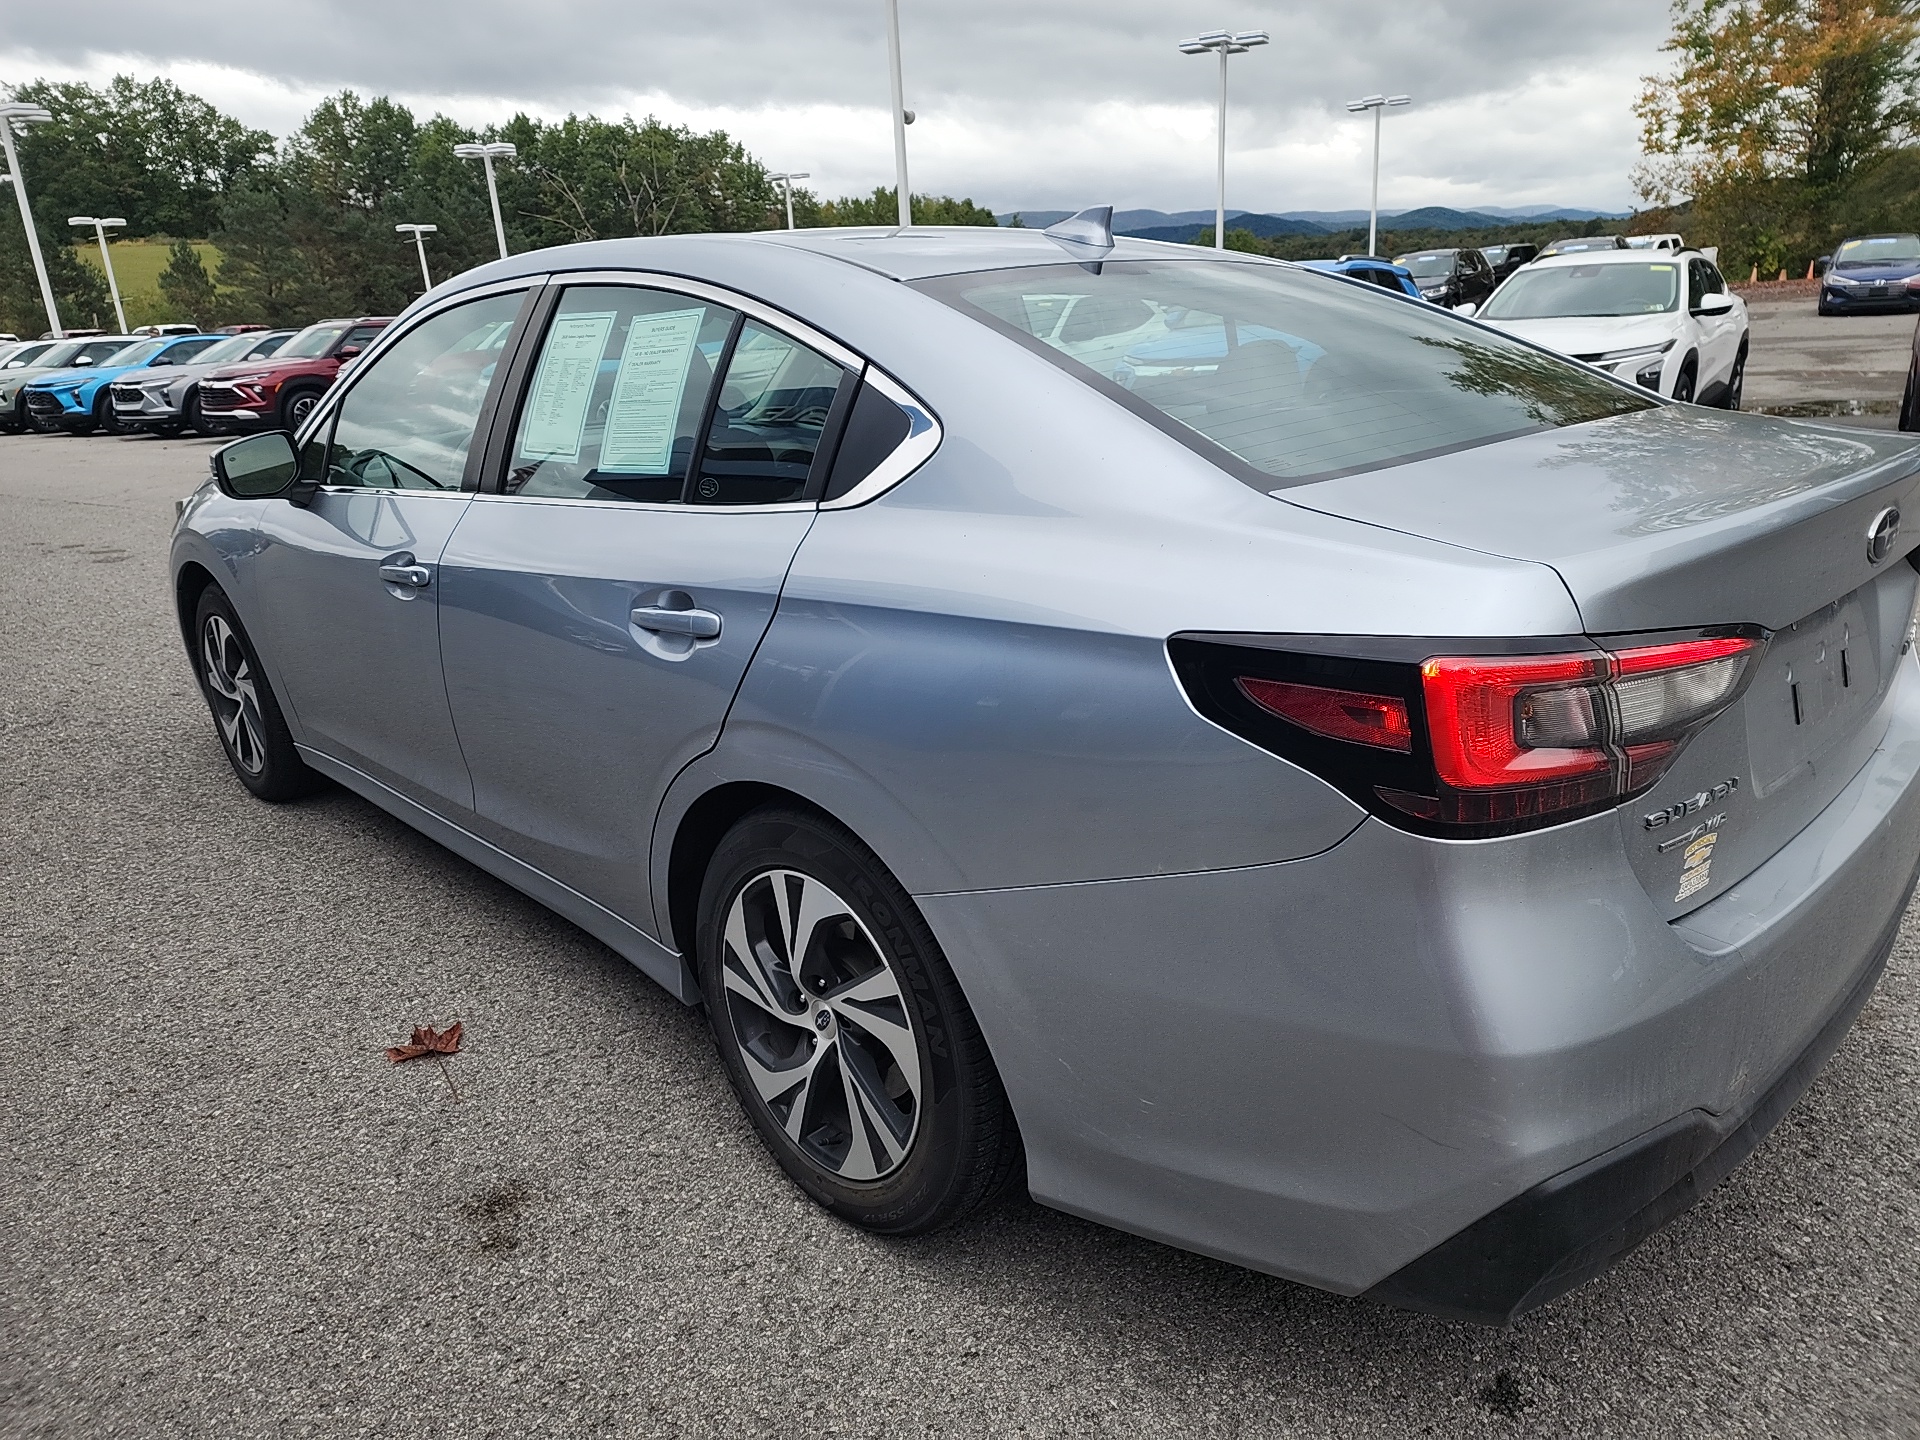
71 239 223 328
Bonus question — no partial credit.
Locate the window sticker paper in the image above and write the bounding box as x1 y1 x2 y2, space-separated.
599 307 706 474
520 311 616 462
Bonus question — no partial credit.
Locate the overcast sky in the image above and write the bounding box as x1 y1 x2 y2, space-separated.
0 1 1674 215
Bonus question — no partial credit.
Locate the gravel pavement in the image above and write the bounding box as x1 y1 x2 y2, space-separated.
2 432 1918 1438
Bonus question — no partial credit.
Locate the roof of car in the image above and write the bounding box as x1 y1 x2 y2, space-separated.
1526 246 1706 268
444 227 1279 289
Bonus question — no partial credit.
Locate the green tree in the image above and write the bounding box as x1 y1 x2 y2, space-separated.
158 240 219 327
815 187 999 226
0 218 110 337
6 75 272 238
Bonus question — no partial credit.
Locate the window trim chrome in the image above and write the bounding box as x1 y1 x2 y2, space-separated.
822 369 944 510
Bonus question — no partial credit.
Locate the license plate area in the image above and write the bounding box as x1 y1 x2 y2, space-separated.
1746 592 1880 796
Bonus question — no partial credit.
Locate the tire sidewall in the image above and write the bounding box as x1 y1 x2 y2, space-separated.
696 811 969 1232
280 386 321 432
190 585 314 802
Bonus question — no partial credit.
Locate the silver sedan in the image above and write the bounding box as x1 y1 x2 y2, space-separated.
171 221 1920 1324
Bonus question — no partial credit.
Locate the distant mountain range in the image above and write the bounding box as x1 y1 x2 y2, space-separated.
998 205 1630 238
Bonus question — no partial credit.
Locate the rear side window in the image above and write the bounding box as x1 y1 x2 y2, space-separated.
918 259 1652 488
693 321 846 505
506 286 738 504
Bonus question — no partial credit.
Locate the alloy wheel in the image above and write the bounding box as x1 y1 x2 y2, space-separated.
1727 351 1746 410
287 391 319 429
718 868 923 1182
201 614 268 775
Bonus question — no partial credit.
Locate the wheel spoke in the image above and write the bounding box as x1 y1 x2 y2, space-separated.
786 874 847 971
742 1038 823 1144
721 903 786 1018
835 1051 884 1180
841 1044 911 1170
833 993 920 1101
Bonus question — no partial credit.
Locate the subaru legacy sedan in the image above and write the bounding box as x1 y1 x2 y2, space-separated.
172 226 1920 1325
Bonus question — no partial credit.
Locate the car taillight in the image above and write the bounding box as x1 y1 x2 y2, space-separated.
1169 630 1764 838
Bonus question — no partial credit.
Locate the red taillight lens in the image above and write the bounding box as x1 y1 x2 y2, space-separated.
1237 676 1412 752
1403 634 1761 826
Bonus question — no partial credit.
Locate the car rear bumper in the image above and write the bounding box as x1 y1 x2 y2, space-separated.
915 651 1920 1317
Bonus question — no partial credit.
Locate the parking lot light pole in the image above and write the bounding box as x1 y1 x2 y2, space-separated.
1178 30 1269 250
0 103 61 337
396 223 439 291
768 172 810 230
68 216 129 333
453 142 517 259
1344 94 1411 259
884 0 912 227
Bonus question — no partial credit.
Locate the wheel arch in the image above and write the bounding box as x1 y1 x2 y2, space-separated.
662 780 836 961
174 559 220 652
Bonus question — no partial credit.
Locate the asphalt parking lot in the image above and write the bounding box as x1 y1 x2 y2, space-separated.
4 339 1920 1434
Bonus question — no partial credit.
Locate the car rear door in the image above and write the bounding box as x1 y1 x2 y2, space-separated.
434 275 857 932
1688 258 1740 391
249 284 535 813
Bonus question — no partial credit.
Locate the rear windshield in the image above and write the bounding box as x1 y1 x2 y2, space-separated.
1483 261 1681 319
1835 235 1920 265
916 259 1651 488
1396 252 1454 279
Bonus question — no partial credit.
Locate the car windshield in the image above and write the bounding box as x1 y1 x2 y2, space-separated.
192 333 268 367
279 323 348 358
66 339 144 366
1396 252 1454 279
1834 236 1920 265
106 341 166 367
918 259 1651 488
1481 247 1510 264
1482 262 1681 319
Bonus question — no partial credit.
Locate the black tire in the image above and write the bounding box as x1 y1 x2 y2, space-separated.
92 389 124 436
190 585 321 802
697 807 1021 1234
1724 341 1748 411
182 391 204 436
1818 299 1837 317
279 385 323 432
1672 357 1698 404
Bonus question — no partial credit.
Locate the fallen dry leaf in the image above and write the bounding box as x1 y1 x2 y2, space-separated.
386 1021 463 1064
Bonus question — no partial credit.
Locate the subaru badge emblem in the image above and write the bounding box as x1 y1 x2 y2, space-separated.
1868 507 1901 565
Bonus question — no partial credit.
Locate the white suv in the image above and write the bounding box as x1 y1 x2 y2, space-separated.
1466 248 1749 407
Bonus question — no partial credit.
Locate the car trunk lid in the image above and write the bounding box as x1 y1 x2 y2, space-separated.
1279 405 1920 917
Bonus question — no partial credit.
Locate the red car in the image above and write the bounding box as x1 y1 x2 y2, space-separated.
196 316 392 432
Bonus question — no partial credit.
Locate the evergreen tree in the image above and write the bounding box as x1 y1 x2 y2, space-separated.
158 240 219 327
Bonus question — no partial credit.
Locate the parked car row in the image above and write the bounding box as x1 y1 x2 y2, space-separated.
0 315 392 439
1297 233 1748 408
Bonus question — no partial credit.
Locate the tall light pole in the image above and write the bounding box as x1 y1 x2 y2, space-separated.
768 172 809 231
69 216 128 333
884 0 912 227
0 103 61 337
396 223 438 291
1344 94 1411 258
453 141 517 260
1178 30 1269 250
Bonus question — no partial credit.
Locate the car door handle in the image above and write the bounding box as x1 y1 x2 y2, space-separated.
630 605 721 639
379 564 432 588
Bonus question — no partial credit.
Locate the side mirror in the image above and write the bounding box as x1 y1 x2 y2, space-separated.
211 431 308 502
1816 255 1832 275
1454 302 1479 319
1695 292 1735 315
335 344 363 361
73 357 96 367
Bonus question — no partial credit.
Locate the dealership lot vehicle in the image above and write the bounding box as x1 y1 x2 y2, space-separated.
1476 247 1749 405
112 329 296 436
1300 255 1422 297
25 333 222 435
0 338 56 370
0 335 138 432
1819 234 1920 316
175 227 1920 1325
196 316 392 432
1390 245 1495 308
1539 234 1631 257
1478 241 1540 283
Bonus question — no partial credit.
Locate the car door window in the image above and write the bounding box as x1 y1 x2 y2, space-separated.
324 291 523 491
339 325 385 354
692 322 849 505
165 337 219 363
505 286 738 504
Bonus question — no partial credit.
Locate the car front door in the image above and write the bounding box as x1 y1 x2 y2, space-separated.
249 286 532 812
1688 258 1740 391
436 278 855 931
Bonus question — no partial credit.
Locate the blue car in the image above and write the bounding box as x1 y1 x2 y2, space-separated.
1817 234 1920 316
1299 256 1423 299
24 332 223 434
